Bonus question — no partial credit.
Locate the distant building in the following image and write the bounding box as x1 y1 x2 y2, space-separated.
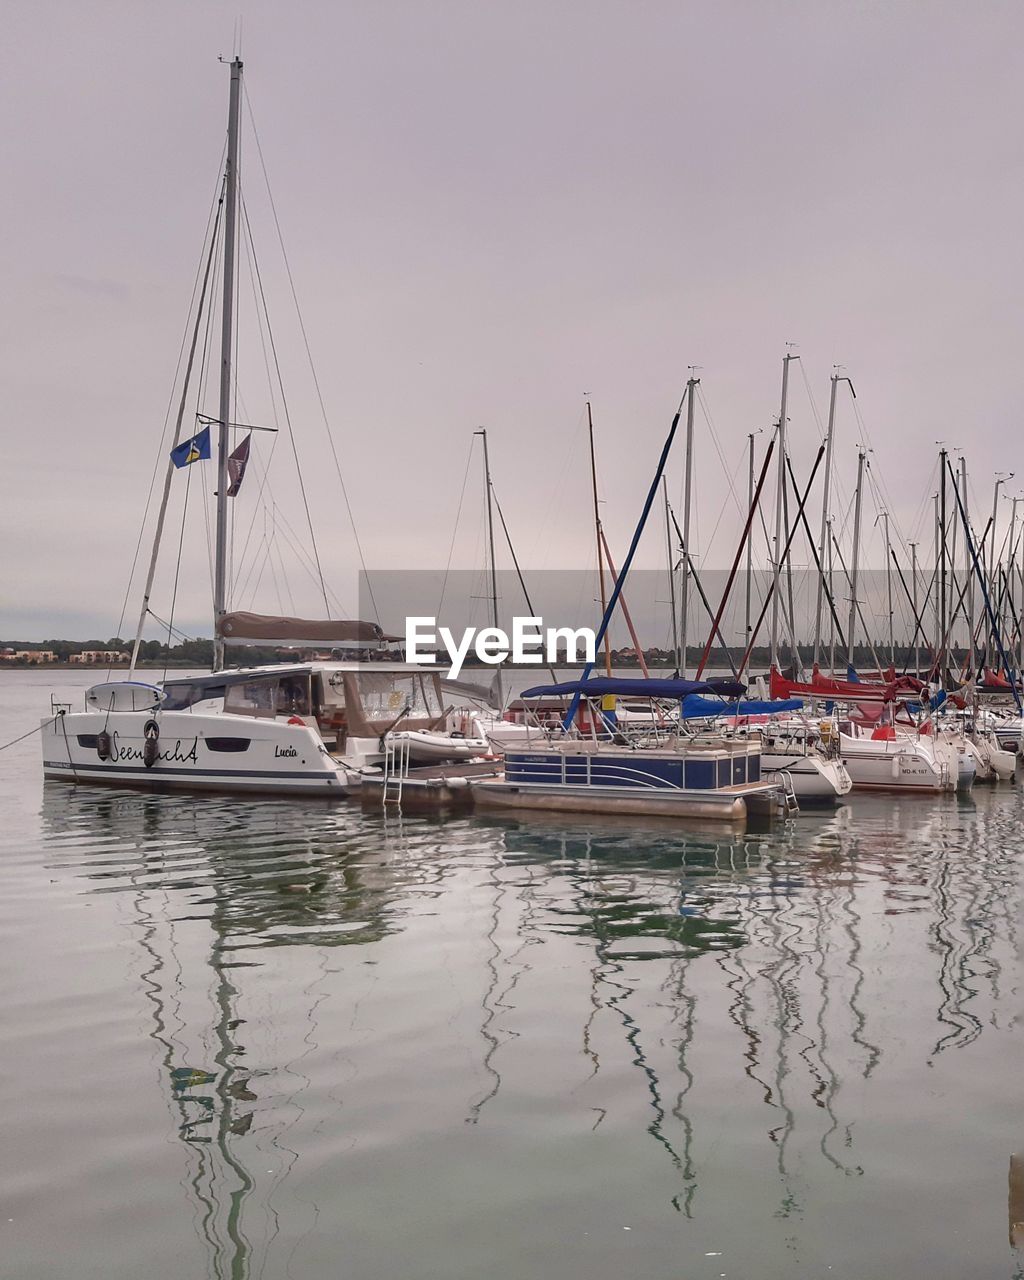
0 649 56 664
68 650 128 665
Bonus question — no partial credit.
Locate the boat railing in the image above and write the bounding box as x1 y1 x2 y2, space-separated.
504 749 760 793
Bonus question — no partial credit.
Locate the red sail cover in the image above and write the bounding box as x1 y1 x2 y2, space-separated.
768 665 924 703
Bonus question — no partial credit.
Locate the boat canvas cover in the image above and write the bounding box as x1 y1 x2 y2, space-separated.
680 695 804 719
769 665 923 703
217 612 399 647
340 671 446 736
518 676 745 700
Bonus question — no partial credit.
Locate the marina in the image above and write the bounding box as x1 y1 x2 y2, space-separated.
4 5 1024 1277
3 668 1024 1279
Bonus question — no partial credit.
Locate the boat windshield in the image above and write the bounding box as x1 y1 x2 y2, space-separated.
161 680 227 710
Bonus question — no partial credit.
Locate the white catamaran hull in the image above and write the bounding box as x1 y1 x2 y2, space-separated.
41 709 348 796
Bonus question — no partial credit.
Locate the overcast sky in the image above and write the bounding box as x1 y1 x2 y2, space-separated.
2 0 1022 641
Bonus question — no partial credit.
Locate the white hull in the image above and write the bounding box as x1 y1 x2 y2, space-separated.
41 709 349 796
839 733 948 793
760 751 852 802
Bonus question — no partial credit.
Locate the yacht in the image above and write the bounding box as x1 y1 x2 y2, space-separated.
42 659 453 796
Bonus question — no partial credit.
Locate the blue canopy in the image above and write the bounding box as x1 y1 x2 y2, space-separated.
519 676 718 700
680 694 804 719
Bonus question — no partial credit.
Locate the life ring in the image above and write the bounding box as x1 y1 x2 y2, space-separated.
96 729 112 761
143 718 160 768
287 715 306 727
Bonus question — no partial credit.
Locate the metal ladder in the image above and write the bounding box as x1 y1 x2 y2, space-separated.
778 770 800 816
382 737 411 807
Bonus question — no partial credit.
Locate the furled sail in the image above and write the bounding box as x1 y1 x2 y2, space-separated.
217 612 399 648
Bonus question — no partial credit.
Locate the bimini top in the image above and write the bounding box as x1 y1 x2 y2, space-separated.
680 694 804 719
518 676 746 700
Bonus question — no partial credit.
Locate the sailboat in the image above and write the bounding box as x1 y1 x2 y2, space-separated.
40 59 445 797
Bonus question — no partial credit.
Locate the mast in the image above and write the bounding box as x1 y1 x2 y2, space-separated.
677 375 698 677
744 432 756 651
476 427 502 702
987 473 1010 667
1007 497 1019 674
812 373 840 669
909 541 920 675
961 457 974 671
881 510 894 668
846 449 866 670
587 401 613 676
939 447 948 683
770 353 795 669
213 57 242 673
663 477 680 673
933 494 941 674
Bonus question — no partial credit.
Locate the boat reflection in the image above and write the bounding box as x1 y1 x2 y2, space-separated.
36 781 1024 1264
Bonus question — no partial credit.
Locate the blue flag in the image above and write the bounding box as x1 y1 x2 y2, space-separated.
170 425 211 469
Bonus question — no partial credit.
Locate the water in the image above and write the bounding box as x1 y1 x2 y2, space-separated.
2 669 1023 1279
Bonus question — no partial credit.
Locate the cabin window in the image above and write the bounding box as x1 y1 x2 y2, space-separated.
205 737 251 753
276 674 312 717
748 755 761 782
732 756 747 784
77 734 99 748
717 760 732 787
162 681 226 710
224 678 278 719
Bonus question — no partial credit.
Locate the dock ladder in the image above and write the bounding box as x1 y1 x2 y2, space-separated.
778 770 800 816
382 737 411 807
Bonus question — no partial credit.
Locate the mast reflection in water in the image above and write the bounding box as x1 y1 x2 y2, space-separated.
25 781 1024 1280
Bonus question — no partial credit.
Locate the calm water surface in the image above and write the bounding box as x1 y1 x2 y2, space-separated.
1 669 1023 1279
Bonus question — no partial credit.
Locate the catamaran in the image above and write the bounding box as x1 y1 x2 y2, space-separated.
41 60 439 797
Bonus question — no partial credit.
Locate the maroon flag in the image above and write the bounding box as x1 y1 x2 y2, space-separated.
226 433 251 497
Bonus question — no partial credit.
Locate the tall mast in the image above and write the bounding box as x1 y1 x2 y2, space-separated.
932 493 940 672
812 373 841 669
663 477 680 673
939 447 948 683
998 494 1013 670
476 427 502 702
961 457 974 669
770 353 795 669
213 57 242 673
881 509 894 668
677 375 698 677
988 473 1010 667
744 431 756 652
587 401 613 676
846 448 866 670
909 541 920 675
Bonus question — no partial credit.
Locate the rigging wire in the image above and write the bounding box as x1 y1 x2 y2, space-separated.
162 460 195 682
436 435 477 618
239 190 330 618
111 149 227 648
243 85 380 624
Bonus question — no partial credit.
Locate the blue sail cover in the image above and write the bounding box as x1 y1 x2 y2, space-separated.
520 676 721 700
680 694 803 719
904 689 948 716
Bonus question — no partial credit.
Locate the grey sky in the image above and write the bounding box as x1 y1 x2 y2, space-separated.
2 0 1021 641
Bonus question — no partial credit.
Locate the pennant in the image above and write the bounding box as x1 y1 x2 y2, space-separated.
170 425 211 469
226 432 251 497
